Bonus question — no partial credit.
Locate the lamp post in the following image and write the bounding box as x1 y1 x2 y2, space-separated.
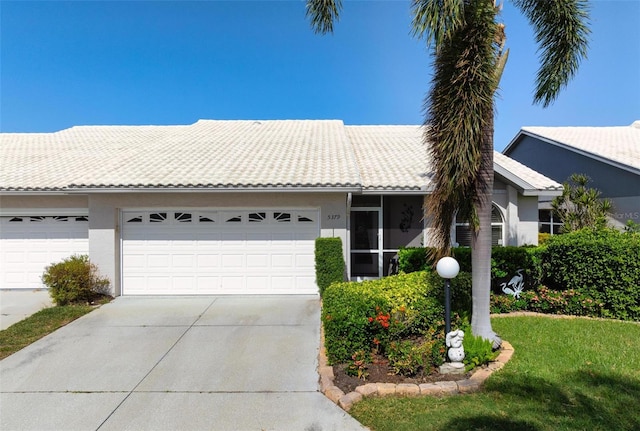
436 256 460 335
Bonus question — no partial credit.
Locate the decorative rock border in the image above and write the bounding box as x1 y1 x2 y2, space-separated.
317 325 515 412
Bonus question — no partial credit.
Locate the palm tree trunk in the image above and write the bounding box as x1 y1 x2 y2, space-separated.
470 112 501 348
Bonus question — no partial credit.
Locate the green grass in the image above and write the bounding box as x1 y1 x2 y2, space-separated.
350 316 640 431
0 305 95 360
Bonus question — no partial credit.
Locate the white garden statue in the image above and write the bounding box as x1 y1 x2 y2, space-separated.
446 329 465 364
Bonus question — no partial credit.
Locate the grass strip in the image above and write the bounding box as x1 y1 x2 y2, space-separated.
0 305 94 360
350 316 640 431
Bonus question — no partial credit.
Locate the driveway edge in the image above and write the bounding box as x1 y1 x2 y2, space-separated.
317 326 514 412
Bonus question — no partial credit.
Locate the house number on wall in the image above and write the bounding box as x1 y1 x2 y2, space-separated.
327 214 341 220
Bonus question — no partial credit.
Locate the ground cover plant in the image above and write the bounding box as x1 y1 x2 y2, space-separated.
0 305 95 360
349 315 640 431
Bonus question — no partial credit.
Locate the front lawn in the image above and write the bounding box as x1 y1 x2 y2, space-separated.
0 305 95 360
350 315 640 431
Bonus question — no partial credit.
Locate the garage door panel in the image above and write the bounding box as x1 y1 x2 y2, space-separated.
196 254 220 267
1 216 89 289
271 254 293 267
296 254 315 267
121 209 320 295
221 254 244 268
246 254 269 268
147 254 171 268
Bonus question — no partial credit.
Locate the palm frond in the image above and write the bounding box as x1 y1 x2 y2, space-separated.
306 0 342 35
513 0 590 107
411 0 466 48
423 0 501 255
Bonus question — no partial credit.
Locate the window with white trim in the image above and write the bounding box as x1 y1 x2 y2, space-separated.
454 205 505 247
538 209 562 235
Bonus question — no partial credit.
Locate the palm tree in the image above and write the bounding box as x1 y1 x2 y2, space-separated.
306 0 590 346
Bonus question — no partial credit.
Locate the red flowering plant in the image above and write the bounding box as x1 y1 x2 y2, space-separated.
366 305 413 355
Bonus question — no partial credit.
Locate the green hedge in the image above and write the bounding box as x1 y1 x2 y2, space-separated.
315 237 345 296
541 229 640 321
321 271 445 364
398 246 543 292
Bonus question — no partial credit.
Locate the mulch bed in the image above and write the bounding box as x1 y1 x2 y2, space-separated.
332 354 471 394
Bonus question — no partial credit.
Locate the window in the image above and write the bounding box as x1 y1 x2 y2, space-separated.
175 212 192 223
539 209 562 235
149 212 167 223
274 212 291 222
454 205 504 247
248 212 266 222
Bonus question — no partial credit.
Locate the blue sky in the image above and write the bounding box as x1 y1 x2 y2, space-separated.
1 0 639 150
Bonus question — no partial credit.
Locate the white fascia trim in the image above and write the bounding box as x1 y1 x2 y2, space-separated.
0 191 75 196
361 189 430 195
502 131 525 154
493 164 536 191
65 186 362 193
494 165 562 197
0 208 89 216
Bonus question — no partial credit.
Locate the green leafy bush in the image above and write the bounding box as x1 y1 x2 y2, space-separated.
397 247 472 273
541 228 640 320
42 255 110 306
314 237 345 296
322 271 444 364
399 246 543 294
425 270 472 318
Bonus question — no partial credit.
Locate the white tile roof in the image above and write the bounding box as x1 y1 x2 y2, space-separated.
345 125 431 191
493 152 563 195
517 122 640 173
0 120 361 191
0 120 560 194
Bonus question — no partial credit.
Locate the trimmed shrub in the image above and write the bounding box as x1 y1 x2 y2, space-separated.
397 247 472 273
399 246 543 295
314 237 345 296
321 271 444 364
42 255 110 306
541 228 640 320
425 270 472 318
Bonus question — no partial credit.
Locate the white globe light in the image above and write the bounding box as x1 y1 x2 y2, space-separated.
436 257 460 279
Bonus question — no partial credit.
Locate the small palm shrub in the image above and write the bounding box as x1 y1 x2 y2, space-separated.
462 332 498 372
42 255 110 306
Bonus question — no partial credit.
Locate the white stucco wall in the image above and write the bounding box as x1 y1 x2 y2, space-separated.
517 195 540 246
0 195 88 213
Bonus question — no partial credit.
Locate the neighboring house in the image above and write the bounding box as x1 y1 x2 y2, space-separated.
503 121 640 233
1 120 561 295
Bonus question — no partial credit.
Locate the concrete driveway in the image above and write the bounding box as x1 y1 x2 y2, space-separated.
0 296 367 431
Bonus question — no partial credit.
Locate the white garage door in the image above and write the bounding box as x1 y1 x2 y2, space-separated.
121 209 319 295
0 216 89 289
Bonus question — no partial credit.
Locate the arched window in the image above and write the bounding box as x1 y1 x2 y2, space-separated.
454 205 505 247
